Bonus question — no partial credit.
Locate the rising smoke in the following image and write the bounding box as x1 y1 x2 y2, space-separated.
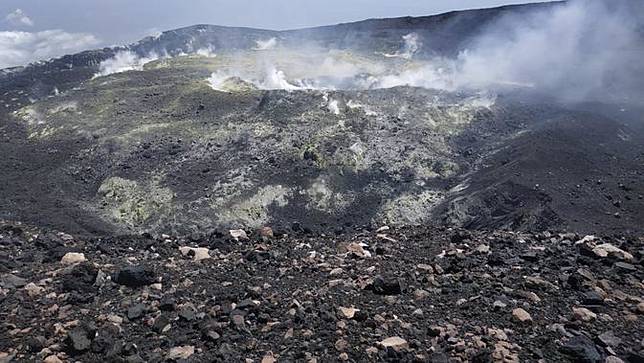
95 51 161 77
383 32 420 59
96 45 217 77
454 0 644 102
253 37 278 51
94 0 642 103
206 0 641 102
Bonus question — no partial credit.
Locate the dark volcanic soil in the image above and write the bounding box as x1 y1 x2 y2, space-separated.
1 222 642 362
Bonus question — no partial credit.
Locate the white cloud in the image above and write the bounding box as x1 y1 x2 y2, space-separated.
0 30 100 69
5 9 34 27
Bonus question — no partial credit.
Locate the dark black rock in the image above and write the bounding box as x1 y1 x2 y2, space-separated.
237 299 258 311
567 274 586 291
353 309 368 322
243 250 271 262
450 231 471 244
369 275 402 295
626 352 644 363
152 315 171 333
0 273 27 289
66 326 92 354
200 320 222 342
204 330 221 341
112 266 156 287
127 304 146 320
578 244 597 259
561 335 603 363
159 295 176 311
43 246 78 263
471 349 493 363
429 352 450 363
520 251 539 262
125 354 145 363
92 324 119 354
582 291 605 306
487 252 505 266
25 336 46 353
61 263 98 293
291 222 303 233
0 253 17 273
614 262 637 272
1 225 23 235
179 307 196 321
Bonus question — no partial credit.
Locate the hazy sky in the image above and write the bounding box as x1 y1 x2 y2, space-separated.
1 1 554 44
0 0 552 69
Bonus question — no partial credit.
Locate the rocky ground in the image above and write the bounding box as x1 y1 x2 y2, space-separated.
1 221 642 362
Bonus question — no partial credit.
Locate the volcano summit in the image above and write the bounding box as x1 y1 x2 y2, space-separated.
0 1 643 362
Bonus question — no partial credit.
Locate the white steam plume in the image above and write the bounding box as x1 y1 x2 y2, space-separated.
196 45 217 57
453 0 643 101
384 33 420 59
95 51 161 77
262 66 301 90
205 0 643 103
253 37 277 51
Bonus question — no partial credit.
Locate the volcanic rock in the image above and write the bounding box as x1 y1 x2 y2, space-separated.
61 263 98 293
153 315 171 333
24 282 44 297
261 352 277 363
179 246 210 261
112 266 156 287
347 242 371 258
258 227 274 238
0 274 27 289
92 324 120 355
582 291 605 305
636 302 644 314
178 306 196 321
369 275 402 295
230 229 248 241
614 262 637 272
167 346 195 360
0 220 643 362
561 335 602 363
61 252 87 265
591 244 633 261
335 338 349 352
65 326 92 354
159 295 177 311
43 356 63 363
338 307 360 319
512 308 532 323
25 335 46 353
598 331 622 348
378 337 409 352
605 356 625 363
127 304 146 320
573 307 597 322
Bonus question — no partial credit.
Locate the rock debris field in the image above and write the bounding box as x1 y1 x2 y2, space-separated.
0 222 642 362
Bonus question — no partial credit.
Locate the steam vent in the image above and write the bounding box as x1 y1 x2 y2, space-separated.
0 1 643 362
